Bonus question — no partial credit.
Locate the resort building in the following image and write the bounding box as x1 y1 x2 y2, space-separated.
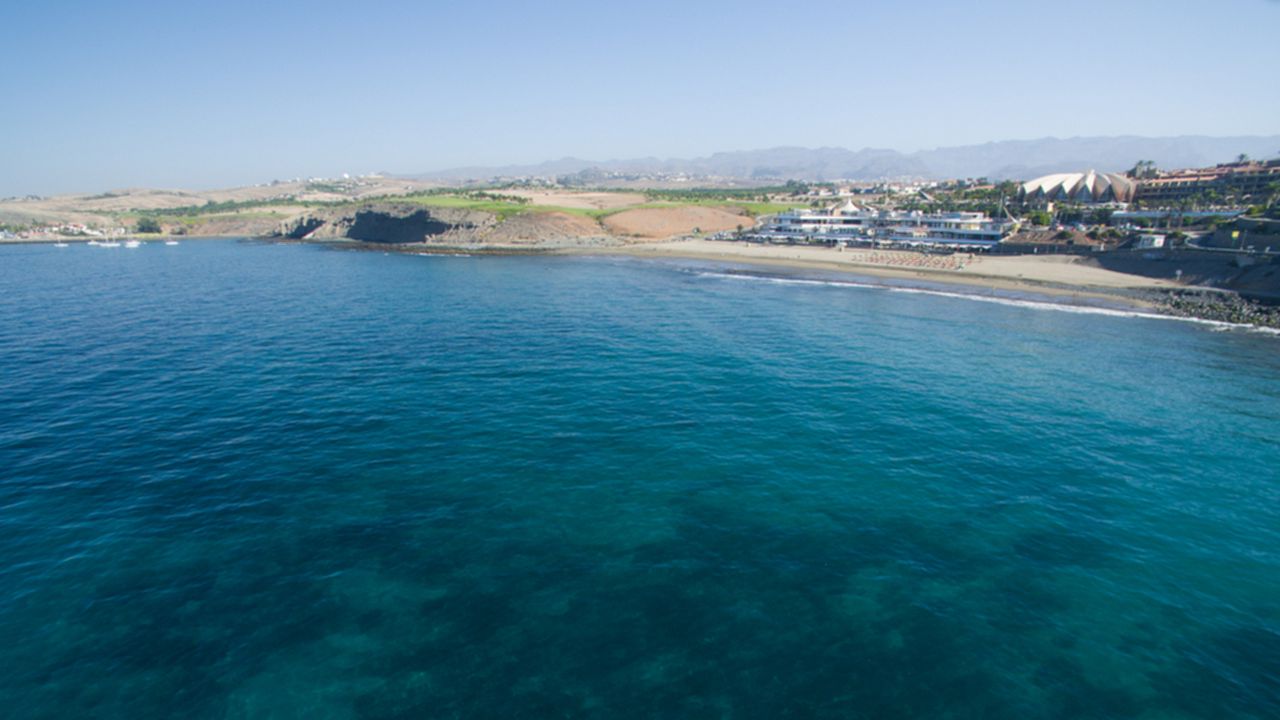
1019 171 1136 204
757 201 1014 248
1133 160 1280 204
1019 161 1280 208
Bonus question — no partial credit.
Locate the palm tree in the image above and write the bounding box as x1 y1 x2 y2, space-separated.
1265 181 1280 214
1127 159 1159 179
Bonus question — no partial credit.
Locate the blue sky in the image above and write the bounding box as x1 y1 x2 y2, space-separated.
2 0 1278 195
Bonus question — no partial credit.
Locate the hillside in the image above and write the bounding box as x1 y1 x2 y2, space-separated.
1 184 797 245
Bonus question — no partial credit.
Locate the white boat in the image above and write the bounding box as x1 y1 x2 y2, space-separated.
53 242 70 248
164 240 180 246
86 239 101 246
98 240 122 248
124 239 141 248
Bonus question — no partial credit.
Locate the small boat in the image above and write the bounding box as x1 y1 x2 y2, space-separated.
164 240 180 246
98 240 121 248
124 239 141 248
86 239 101 246
53 242 70 248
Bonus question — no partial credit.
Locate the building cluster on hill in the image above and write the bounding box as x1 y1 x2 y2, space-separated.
4 223 128 240
1018 160 1280 206
739 157 1279 253
1133 160 1280 204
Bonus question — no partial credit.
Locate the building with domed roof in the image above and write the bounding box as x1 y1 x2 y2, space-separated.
1019 171 1136 204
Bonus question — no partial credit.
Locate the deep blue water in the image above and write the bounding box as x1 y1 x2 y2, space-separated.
1 239 1278 719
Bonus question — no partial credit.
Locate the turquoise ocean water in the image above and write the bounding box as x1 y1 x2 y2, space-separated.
1 240 1278 718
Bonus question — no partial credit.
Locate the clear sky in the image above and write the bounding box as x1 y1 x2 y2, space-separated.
2 0 1278 195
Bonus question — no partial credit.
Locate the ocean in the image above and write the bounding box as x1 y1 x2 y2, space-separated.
1 239 1277 718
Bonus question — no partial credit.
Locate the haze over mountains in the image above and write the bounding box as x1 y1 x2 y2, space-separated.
412 135 1280 184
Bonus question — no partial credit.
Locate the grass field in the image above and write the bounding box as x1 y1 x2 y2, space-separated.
395 195 557 220
396 194 800 220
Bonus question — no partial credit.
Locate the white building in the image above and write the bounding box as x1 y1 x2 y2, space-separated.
1019 171 1136 204
758 201 1013 248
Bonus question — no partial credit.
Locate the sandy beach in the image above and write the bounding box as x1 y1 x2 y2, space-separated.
577 239 1178 306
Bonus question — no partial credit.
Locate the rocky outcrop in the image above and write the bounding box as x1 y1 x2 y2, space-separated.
274 203 496 244
283 217 325 239
346 209 454 243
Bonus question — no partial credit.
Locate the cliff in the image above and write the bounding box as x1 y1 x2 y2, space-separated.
276 203 496 244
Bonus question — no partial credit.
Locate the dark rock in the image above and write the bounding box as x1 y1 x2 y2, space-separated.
346 209 453 244
283 217 325 239
1156 289 1280 329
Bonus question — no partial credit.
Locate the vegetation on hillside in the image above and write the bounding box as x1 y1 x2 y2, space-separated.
134 217 162 234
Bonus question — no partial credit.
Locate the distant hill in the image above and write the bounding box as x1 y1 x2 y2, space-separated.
411 135 1280 184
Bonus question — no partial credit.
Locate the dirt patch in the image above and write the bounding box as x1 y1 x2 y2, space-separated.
502 190 647 210
602 206 748 240
481 211 607 244
181 214 290 237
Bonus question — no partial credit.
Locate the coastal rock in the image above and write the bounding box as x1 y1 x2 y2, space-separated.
346 209 454 244
274 203 496 244
283 217 325 239
1156 288 1280 329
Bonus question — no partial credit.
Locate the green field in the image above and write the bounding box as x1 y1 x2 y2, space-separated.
93 189 805 232
393 194 555 220
395 194 800 221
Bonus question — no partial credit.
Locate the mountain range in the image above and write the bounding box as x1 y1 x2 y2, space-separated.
411 135 1280 184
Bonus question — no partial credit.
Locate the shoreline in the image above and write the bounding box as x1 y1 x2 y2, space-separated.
0 234 189 244
574 250 1280 334
560 239 1172 310
557 240 1280 332
11 234 1279 331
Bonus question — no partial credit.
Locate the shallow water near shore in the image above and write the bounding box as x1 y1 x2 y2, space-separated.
2 240 1278 718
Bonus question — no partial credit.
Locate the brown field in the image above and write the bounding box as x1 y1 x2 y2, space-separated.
602 207 748 240
502 190 647 210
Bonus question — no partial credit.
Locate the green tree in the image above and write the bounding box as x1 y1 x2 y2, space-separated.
1025 210 1051 226
1265 181 1280 211
135 217 162 234
995 180 1019 196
